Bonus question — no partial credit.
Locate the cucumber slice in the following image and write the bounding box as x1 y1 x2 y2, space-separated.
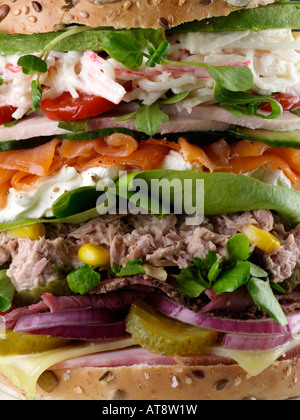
228 127 300 148
169 2 300 33
126 300 220 356
0 28 165 56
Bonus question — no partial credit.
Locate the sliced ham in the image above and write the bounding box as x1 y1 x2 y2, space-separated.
0 111 229 142
53 346 176 369
165 105 300 132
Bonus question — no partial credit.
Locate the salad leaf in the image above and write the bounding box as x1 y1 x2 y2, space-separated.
135 103 169 136
30 80 43 112
102 31 145 70
226 233 250 264
212 260 251 294
113 259 146 277
117 170 300 225
247 277 288 326
17 55 47 75
214 85 283 120
174 265 209 298
52 186 107 219
67 264 101 295
0 270 15 312
205 65 253 92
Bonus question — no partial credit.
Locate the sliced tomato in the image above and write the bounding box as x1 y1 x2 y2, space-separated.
0 106 16 125
41 91 117 122
260 93 300 113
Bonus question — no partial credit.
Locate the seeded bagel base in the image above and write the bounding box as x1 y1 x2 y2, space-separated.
0 0 279 34
0 355 300 400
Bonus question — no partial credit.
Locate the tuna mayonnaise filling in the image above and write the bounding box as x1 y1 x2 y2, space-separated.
1 210 299 294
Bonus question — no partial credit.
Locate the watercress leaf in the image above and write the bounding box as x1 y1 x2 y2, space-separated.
116 260 146 277
159 91 189 105
112 263 121 274
57 119 89 132
204 251 218 269
30 79 42 112
212 260 251 294
270 281 286 294
0 77 3 86
17 54 47 75
146 40 156 56
174 266 209 298
146 41 170 68
221 104 244 119
226 233 250 264
102 32 144 70
0 270 15 312
214 85 283 120
291 108 300 117
125 258 143 267
113 111 137 122
247 277 288 326
206 64 253 92
249 262 268 278
207 257 224 283
135 103 169 136
67 264 101 295
192 257 208 274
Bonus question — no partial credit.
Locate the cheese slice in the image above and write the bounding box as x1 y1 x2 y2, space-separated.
0 337 136 397
212 334 300 377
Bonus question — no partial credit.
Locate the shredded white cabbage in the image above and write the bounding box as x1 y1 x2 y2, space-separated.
1 29 300 117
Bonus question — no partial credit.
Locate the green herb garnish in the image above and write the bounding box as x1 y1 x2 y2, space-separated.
173 233 287 326
67 264 101 295
113 258 146 277
0 270 15 312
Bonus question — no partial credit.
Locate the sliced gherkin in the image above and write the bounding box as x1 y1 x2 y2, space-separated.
13 278 72 306
126 300 220 356
0 330 70 356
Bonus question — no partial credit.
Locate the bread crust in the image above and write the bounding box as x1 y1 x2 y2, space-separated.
0 0 279 34
0 356 300 400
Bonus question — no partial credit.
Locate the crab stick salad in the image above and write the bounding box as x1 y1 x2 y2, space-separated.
1 0 300 401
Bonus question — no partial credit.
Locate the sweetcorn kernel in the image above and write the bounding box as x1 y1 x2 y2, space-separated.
78 243 111 266
7 223 46 241
242 225 281 253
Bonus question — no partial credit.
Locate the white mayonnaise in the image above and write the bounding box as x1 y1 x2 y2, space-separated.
0 165 123 222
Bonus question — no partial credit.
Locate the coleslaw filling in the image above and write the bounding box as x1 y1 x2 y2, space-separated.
1 29 300 120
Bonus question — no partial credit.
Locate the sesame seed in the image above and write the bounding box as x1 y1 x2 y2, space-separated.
74 386 83 394
178 0 186 5
184 375 193 385
22 6 29 14
286 366 292 377
27 15 37 22
13 8 21 15
123 0 131 10
79 11 89 18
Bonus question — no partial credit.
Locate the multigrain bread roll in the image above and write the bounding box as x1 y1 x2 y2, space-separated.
0 0 278 33
1 0 300 403
0 356 300 401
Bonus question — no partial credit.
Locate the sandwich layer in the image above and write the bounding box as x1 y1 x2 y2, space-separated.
0 356 300 400
0 0 278 34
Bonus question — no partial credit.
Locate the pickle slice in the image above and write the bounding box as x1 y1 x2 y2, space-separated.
126 300 220 356
0 330 70 356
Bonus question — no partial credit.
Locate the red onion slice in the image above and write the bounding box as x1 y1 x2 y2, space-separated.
14 321 128 341
152 295 300 335
14 308 116 332
224 333 292 351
